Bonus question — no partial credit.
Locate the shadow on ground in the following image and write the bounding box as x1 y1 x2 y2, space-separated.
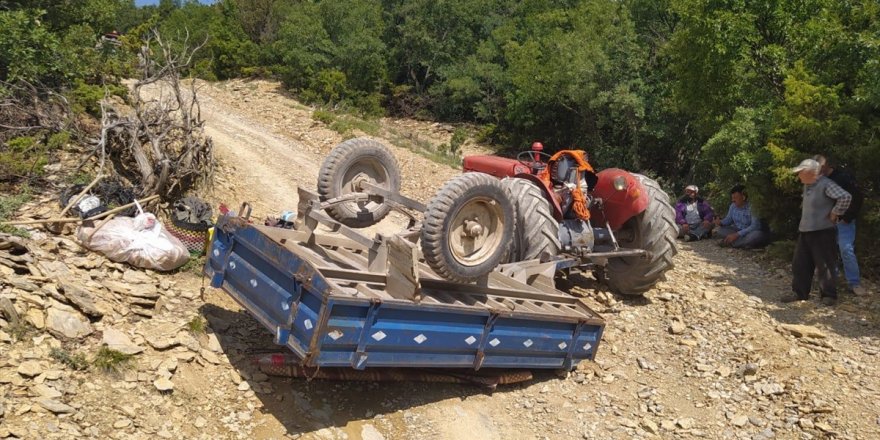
682 239 879 341
198 303 554 437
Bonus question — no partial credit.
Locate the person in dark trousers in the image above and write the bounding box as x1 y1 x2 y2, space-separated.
675 185 715 241
782 158 852 306
814 154 867 296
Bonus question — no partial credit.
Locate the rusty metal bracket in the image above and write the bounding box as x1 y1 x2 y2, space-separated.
562 320 586 370
352 299 383 370
473 312 500 371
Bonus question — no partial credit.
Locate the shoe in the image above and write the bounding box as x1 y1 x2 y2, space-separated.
820 296 837 306
851 286 868 296
780 293 807 303
683 234 692 242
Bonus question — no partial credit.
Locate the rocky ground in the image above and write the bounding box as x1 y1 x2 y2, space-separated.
2 79 880 440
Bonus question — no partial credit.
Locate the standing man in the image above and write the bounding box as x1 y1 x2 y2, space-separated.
814 154 866 296
782 158 852 306
675 185 715 241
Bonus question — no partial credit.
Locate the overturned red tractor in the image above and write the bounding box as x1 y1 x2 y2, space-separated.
317 138 677 296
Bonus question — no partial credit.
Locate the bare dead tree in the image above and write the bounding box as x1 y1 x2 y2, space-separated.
0 80 75 141
90 29 214 200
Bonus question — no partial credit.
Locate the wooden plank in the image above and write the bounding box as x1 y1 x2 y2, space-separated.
385 235 421 302
368 235 388 273
421 277 579 305
334 247 369 266
321 248 366 271
354 283 388 300
319 268 385 284
496 260 558 291
425 291 465 306
259 226 371 253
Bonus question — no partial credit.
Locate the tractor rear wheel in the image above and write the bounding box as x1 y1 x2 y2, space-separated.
317 138 401 228
502 178 560 262
604 174 677 296
422 173 515 283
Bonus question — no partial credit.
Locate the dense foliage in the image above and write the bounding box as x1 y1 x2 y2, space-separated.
1 0 878 273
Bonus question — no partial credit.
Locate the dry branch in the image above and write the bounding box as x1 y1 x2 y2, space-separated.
81 29 214 201
1 194 160 226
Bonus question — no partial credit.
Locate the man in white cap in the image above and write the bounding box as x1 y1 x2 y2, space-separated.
781 158 852 306
674 185 715 241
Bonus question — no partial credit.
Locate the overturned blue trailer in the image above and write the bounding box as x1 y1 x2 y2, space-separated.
205 188 604 372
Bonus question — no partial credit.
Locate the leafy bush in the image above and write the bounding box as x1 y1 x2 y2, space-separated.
0 136 48 179
311 109 335 125
0 10 63 85
328 115 380 138
47 131 71 149
187 315 207 334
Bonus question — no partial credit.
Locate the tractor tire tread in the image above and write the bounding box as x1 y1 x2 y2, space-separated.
502 178 560 262
605 174 678 296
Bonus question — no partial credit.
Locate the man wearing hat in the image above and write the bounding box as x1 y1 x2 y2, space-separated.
782 158 852 306
674 185 715 241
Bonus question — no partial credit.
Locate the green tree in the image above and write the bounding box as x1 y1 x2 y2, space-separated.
0 10 63 84
271 0 386 113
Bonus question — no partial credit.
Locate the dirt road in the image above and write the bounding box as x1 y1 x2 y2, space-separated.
196 80 880 440
2 79 880 440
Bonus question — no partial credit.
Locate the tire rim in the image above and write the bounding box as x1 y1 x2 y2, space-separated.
447 196 505 266
339 158 389 212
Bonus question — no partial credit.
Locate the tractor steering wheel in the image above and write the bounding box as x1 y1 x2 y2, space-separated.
517 150 552 173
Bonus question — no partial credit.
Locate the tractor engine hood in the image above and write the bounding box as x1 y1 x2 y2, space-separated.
462 155 531 178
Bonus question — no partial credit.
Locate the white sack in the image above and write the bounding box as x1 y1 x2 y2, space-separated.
78 213 189 271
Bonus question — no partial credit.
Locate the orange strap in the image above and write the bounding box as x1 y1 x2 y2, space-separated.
537 150 593 221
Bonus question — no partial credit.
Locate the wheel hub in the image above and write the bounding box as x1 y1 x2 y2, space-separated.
448 198 504 266
462 219 484 237
349 173 373 192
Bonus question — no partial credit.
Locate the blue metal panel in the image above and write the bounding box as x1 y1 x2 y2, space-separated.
206 217 605 371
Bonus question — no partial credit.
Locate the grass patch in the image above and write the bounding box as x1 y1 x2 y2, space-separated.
92 347 134 372
187 315 207 334
329 116 380 137
65 171 94 185
50 347 90 371
7 321 33 342
386 129 463 168
312 109 335 125
0 190 32 237
176 253 206 275
312 108 380 137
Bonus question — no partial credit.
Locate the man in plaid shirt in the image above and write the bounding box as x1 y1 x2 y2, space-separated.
713 185 769 249
782 158 852 306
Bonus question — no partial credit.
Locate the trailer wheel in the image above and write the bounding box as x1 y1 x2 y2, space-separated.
502 178 560 262
317 138 401 228
604 174 678 296
422 173 515 283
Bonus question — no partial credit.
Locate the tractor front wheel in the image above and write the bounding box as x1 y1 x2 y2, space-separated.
422 173 515 283
604 174 678 296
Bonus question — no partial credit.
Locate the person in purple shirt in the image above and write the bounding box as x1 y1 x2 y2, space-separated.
674 185 715 241
713 185 770 249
